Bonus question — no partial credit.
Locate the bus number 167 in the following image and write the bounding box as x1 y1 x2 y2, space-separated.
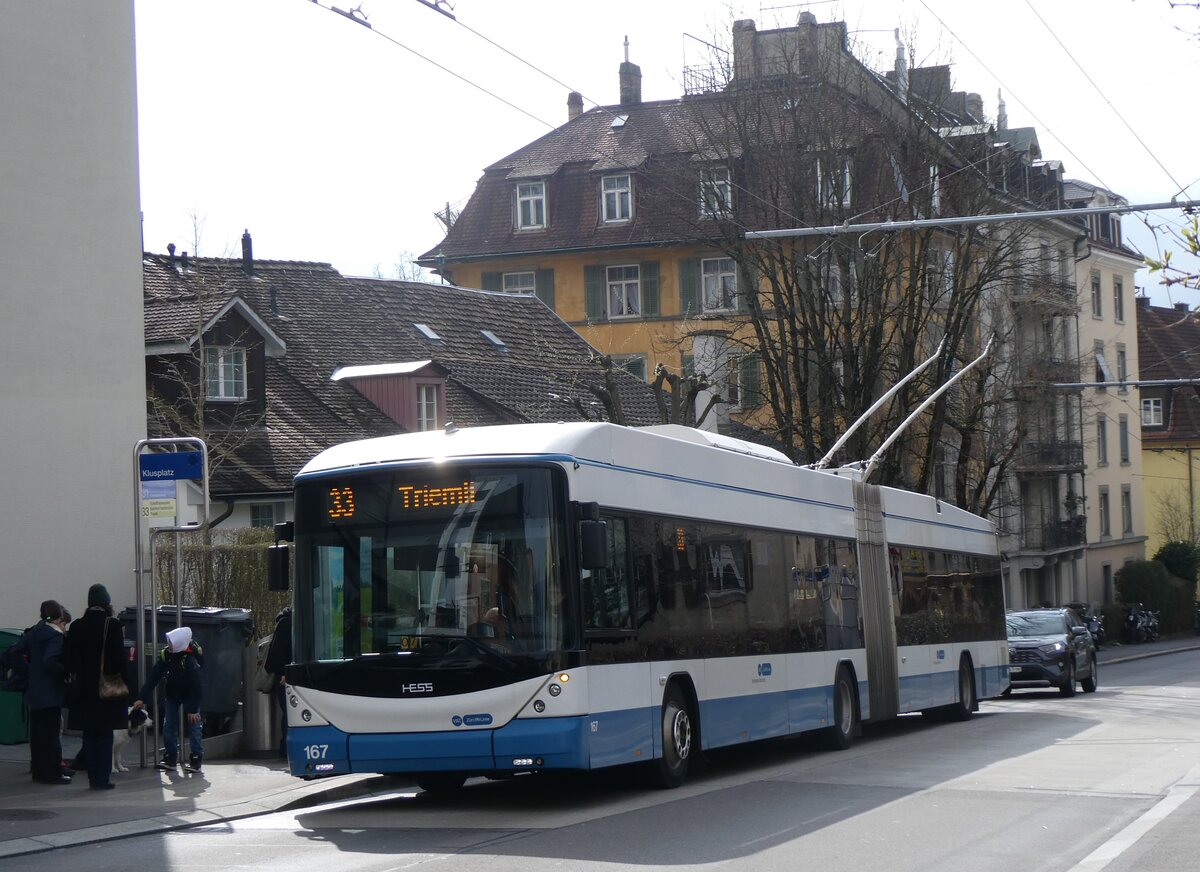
304 744 329 760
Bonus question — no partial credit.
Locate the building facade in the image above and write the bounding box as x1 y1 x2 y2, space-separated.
1 6 145 623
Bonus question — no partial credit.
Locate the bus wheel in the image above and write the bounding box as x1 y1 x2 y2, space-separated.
821 667 857 751
946 656 976 722
416 773 467 793
649 684 693 789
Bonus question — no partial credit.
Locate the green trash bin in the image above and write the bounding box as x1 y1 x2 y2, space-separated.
0 628 28 745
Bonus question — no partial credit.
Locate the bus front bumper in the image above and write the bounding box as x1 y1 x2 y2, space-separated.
287 715 590 778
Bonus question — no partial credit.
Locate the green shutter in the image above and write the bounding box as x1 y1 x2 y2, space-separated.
584 265 606 320
640 261 660 317
680 258 700 316
481 271 502 292
737 261 758 312
534 269 555 310
740 354 762 406
682 353 695 378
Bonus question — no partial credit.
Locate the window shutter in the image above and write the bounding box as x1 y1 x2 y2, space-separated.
534 269 555 310
584 265 606 320
740 354 762 406
679 258 700 316
641 261 660 317
737 260 758 312
481 271 502 292
682 354 695 378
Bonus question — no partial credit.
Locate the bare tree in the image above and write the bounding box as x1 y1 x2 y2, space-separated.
644 19 1080 519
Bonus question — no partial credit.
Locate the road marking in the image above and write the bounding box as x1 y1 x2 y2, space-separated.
1067 784 1198 872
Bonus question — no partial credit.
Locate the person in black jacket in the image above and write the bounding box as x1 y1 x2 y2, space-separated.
263 606 292 758
133 625 204 772
11 600 72 784
66 584 128 790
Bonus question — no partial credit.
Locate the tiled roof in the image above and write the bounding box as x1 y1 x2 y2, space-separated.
1136 301 1200 443
144 254 662 497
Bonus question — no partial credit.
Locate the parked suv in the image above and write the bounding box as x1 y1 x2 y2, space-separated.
1006 608 1098 697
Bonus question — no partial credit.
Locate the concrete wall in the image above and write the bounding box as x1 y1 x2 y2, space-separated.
0 3 145 626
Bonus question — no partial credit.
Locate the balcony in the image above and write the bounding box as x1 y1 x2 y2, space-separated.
1014 440 1084 472
1016 355 1080 386
1020 516 1086 551
1010 274 1078 313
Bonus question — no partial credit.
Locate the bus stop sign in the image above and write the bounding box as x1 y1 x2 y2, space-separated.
139 451 203 482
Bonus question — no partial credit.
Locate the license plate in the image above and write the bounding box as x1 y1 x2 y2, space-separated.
1010 666 1023 674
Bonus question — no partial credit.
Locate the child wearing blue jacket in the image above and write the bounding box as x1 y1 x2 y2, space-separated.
133 626 204 772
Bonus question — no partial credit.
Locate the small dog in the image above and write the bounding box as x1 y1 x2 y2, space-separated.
113 706 152 772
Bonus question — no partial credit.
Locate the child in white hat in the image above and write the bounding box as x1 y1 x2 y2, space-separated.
132 626 205 772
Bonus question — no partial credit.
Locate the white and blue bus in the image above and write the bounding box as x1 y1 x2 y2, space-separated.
273 422 1008 790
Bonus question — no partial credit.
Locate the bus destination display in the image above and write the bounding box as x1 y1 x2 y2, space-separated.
325 480 480 522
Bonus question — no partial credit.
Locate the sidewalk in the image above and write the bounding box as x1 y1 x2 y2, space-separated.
1 635 1197 858
0 735 382 859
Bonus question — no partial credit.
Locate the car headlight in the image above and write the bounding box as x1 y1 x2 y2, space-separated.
1038 641 1067 655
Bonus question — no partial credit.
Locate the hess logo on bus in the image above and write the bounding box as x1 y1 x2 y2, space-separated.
401 682 434 695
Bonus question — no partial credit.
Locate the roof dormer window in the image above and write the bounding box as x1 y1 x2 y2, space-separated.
602 174 632 223
517 181 546 229
203 346 246 401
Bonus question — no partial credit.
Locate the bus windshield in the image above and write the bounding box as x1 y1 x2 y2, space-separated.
292 464 569 662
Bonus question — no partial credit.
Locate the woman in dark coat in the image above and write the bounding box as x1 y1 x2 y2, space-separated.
22 600 72 784
66 584 128 789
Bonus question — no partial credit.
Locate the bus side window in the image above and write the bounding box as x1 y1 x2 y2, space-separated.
583 516 631 630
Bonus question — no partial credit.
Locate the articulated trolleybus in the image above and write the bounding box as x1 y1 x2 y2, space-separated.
273 422 1007 790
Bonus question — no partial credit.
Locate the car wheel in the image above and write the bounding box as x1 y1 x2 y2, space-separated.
1081 655 1098 693
1058 659 1077 697
647 683 693 789
821 666 858 750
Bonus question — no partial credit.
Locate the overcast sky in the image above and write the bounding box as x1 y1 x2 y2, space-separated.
134 0 1198 301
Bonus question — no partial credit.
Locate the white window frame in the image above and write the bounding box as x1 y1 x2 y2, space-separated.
1099 488 1111 538
1113 276 1125 322
417 383 439 432
1119 414 1130 464
1116 344 1128 391
606 264 641 318
701 257 737 312
1097 415 1108 465
250 504 275 528
203 346 246 401
817 154 852 208
1142 398 1163 426
1121 485 1133 535
502 271 536 294
700 167 731 218
516 181 546 229
602 174 632 223
1090 271 1103 318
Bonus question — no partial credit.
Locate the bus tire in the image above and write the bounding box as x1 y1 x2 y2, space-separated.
821 666 857 751
946 655 976 722
416 773 467 793
649 683 694 789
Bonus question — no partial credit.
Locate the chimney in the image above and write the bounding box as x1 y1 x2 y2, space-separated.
241 229 253 274
965 92 983 122
167 242 177 271
567 91 583 121
619 36 641 105
1175 301 1190 312
997 89 1008 130
180 251 189 272
1136 295 1151 310
894 29 908 104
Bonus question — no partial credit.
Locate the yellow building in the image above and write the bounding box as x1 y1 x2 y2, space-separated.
1136 298 1200 557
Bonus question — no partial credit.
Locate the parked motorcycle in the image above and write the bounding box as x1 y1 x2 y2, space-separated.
1140 609 1160 643
1065 602 1104 649
1125 603 1144 645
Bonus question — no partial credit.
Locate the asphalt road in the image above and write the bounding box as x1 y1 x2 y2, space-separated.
7 650 1199 872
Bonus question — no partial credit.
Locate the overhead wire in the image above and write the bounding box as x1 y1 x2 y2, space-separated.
1023 0 1190 200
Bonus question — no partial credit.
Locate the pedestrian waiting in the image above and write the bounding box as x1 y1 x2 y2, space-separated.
133 626 205 773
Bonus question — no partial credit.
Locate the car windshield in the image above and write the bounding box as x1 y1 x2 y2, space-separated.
1006 612 1066 637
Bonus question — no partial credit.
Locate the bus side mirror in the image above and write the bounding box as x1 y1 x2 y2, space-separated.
267 544 291 591
580 519 608 571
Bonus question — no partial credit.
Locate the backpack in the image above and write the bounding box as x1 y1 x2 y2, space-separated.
253 634 275 693
1 628 32 693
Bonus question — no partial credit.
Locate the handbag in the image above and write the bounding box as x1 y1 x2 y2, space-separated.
98 619 128 701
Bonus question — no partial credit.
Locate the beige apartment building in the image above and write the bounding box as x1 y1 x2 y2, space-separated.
1066 181 1147 607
